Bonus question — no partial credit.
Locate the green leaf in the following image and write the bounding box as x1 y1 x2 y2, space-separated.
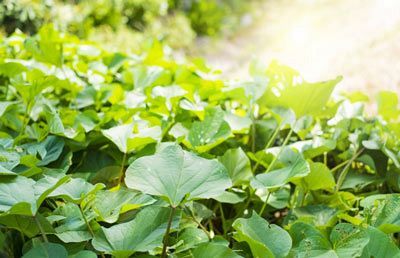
219 147 253 186
212 191 246 204
25 136 65 166
233 212 292 258
174 227 208 253
361 226 400 258
69 250 98 258
92 206 180 257
329 223 369 257
290 223 370 258
125 144 232 207
377 91 399 121
0 164 17 176
373 195 400 233
94 188 155 223
52 203 92 243
259 62 341 117
22 242 68 258
0 176 37 215
190 242 243 258
301 162 335 191
0 173 68 216
0 101 17 118
251 147 310 189
48 177 104 203
287 205 337 227
102 124 161 153
187 107 231 153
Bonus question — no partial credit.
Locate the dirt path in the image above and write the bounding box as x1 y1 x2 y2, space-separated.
197 0 400 98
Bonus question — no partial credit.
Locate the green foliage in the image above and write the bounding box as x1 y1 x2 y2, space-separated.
0 0 257 49
0 27 400 257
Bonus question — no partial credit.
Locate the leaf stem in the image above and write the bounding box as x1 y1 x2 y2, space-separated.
34 215 48 243
117 152 127 185
265 128 293 174
161 206 176 258
258 191 272 215
334 148 364 193
185 206 211 240
79 205 95 237
219 203 227 236
265 123 281 150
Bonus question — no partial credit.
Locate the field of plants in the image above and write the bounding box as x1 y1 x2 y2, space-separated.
1 1 400 258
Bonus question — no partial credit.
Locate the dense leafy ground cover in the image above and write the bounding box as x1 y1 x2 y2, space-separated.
0 26 400 257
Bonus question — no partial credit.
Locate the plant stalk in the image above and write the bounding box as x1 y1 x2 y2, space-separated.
265 128 293 174
34 215 48 243
258 191 271 215
334 148 364 193
161 206 176 258
117 152 127 185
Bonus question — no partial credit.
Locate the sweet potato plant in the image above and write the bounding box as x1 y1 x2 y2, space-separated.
0 25 400 258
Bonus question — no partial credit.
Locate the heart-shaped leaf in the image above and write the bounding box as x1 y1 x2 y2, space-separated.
125 144 232 207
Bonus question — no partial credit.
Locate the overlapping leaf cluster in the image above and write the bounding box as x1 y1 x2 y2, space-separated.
0 25 400 258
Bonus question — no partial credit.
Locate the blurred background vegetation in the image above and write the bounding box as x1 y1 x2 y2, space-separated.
0 0 260 51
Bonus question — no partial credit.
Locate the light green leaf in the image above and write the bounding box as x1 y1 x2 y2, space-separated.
373 195 400 233
212 191 246 204
361 226 400 258
92 206 180 257
233 212 292 258
0 101 17 118
187 107 231 153
259 62 341 117
48 177 104 203
251 147 310 189
102 124 161 153
125 144 231 207
0 176 37 215
377 91 399 121
329 223 369 258
94 188 155 223
174 227 208 253
302 162 335 191
219 147 253 186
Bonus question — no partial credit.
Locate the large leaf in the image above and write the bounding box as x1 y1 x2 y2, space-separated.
251 147 310 189
125 144 232 207
233 212 292 258
186 107 231 153
92 206 180 257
